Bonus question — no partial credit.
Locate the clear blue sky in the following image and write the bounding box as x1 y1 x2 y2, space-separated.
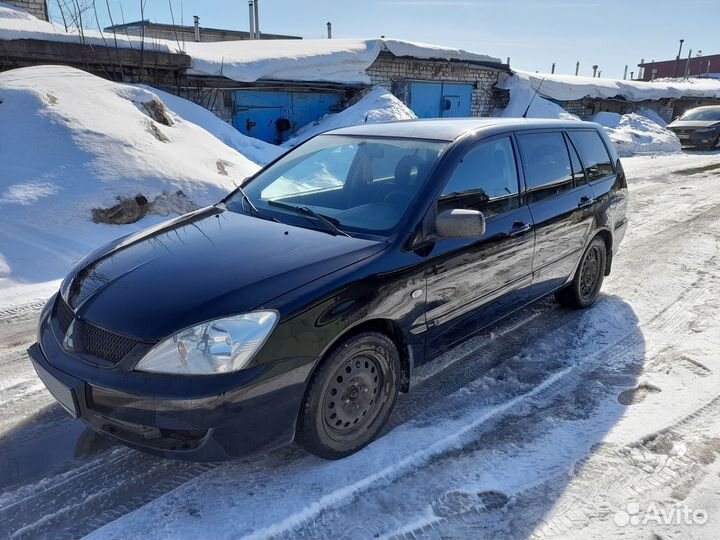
55 0 720 79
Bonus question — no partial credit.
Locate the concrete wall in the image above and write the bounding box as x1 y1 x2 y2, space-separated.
4 0 47 21
367 54 503 117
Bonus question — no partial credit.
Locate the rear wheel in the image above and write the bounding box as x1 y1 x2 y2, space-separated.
555 236 607 309
296 332 400 459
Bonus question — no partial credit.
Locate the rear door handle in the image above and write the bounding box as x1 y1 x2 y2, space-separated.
509 221 532 236
578 196 596 209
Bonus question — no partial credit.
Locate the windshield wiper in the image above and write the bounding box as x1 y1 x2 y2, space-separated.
267 200 350 237
236 186 280 223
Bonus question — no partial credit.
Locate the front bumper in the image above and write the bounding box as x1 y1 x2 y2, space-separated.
28 300 309 461
671 129 719 148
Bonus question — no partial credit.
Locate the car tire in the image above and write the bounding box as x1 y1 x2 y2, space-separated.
555 236 607 309
296 331 401 459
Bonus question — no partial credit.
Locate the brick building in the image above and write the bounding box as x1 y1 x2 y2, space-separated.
3 0 47 21
367 51 503 118
639 54 720 81
172 47 509 143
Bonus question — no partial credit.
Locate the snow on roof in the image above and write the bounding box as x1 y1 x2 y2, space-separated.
501 70 720 102
0 1 170 51
0 3 502 85
181 38 502 84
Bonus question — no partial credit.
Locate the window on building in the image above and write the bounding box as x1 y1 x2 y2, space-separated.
439 137 520 218
517 132 573 201
568 130 615 182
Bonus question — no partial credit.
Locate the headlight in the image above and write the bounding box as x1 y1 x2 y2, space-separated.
135 311 278 375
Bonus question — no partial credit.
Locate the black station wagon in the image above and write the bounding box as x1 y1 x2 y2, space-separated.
29 118 628 460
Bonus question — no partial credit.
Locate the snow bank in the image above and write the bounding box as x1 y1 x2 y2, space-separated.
182 38 501 84
637 107 668 127
0 1 169 52
592 112 681 156
141 86 283 165
282 87 417 147
500 70 720 102
494 77 580 121
0 65 260 301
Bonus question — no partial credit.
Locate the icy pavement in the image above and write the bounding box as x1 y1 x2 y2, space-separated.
1 152 720 539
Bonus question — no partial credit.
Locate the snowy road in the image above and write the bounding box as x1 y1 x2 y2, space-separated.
2 152 720 539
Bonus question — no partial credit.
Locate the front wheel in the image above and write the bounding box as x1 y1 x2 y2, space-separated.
296 332 401 459
555 237 607 309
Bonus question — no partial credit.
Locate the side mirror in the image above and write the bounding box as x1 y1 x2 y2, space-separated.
435 208 486 238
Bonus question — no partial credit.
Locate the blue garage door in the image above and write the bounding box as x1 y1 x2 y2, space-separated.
409 82 473 118
233 90 343 144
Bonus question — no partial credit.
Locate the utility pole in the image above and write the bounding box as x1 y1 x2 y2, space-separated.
248 1 255 38
551 62 555 74
623 65 628 80
253 0 260 39
673 39 684 78
684 48 692 78
575 61 580 76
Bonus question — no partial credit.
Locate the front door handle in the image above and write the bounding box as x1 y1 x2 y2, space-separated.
578 196 596 209
509 221 532 236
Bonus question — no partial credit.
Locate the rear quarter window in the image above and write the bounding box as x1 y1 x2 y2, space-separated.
568 130 614 182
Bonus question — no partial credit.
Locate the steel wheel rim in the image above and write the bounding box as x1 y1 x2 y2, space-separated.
580 245 601 299
322 352 385 440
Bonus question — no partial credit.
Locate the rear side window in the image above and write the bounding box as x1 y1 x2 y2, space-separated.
439 137 520 218
568 130 614 182
517 132 573 201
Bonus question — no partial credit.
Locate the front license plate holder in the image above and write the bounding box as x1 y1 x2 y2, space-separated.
32 358 80 418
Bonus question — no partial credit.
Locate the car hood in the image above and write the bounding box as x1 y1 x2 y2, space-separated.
60 207 385 341
667 120 720 129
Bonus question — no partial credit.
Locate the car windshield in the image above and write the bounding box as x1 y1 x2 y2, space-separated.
226 135 448 236
679 109 720 121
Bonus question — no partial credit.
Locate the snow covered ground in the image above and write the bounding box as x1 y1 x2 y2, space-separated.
1 151 720 540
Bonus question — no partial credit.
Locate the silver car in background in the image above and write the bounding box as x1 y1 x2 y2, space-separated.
667 106 720 150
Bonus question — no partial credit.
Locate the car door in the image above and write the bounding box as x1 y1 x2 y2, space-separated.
424 135 535 357
515 130 597 299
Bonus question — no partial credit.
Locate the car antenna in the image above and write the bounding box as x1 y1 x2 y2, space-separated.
522 78 546 118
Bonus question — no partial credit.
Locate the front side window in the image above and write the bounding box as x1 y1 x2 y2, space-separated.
228 135 448 235
568 130 614 182
517 132 573 201
439 137 520 218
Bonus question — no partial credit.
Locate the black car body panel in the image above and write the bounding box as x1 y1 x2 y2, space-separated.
30 118 627 460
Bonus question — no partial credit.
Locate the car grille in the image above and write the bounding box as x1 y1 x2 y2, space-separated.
672 128 695 136
55 296 141 364
56 295 74 334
